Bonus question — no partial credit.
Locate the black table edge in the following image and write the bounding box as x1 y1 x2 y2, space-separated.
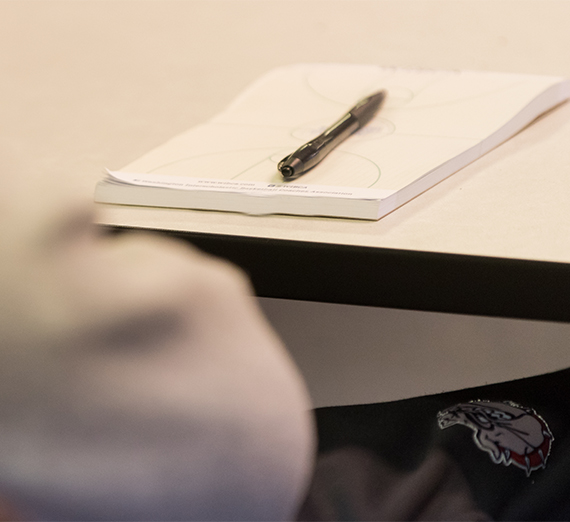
100 224 570 323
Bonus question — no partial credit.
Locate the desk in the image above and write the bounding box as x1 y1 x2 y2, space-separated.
3 0 570 406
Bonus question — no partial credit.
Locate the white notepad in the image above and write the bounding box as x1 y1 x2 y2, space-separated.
95 64 570 220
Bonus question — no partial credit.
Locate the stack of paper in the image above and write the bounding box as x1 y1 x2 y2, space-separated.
95 64 569 220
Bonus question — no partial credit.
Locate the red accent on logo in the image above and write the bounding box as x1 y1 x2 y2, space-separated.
437 400 553 476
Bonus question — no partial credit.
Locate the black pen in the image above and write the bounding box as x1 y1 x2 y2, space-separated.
278 90 386 181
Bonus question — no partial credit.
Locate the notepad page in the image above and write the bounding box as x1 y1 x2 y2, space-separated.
111 64 568 196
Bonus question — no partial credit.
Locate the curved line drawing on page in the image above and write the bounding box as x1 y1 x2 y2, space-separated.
304 65 416 109
304 65 431 108
291 116 395 143
395 79 529 110
148 148 285 184
147 147 381 188
303 64 529 111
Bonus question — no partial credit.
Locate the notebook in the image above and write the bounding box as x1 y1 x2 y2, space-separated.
95 63 570 220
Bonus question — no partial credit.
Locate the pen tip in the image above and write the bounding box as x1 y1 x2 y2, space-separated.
280 166 295 178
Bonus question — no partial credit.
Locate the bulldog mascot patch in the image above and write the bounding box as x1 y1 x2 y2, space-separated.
438 400 553 476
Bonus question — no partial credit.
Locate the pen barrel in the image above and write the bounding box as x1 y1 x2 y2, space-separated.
296 114 360 171
279 90 385 179
350 90 386 127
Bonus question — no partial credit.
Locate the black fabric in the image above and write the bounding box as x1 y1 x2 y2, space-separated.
299 368 570 521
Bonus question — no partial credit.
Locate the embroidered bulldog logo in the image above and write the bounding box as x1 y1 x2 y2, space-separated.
437 400 553 476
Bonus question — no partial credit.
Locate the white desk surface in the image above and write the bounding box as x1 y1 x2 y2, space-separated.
4 0 570 407
2 0 569 266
